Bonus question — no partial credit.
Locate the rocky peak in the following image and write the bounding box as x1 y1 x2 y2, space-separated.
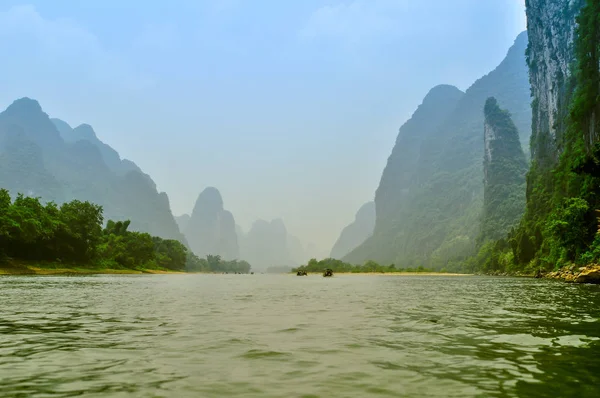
191 186 224 215
0 98 63 149
3 97 43 115
184 187 239 260
73 124 98 141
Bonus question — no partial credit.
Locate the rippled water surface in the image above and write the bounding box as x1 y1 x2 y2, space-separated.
1 275 600 397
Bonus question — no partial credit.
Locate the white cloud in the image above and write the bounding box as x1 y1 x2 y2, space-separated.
0 5 153 90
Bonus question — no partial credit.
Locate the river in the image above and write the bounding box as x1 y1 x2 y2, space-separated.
1 274 599 397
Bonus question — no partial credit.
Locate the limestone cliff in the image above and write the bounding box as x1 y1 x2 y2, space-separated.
510 0 596 267
525 0 585 166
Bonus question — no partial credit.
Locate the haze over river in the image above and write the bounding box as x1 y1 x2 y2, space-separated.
1 274 599 397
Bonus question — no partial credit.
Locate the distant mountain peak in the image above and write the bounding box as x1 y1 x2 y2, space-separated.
184 187 239 259
73 124 98 140
425 84 464 99
4 97 43 115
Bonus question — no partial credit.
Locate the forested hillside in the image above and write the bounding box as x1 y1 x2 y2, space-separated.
345 32 531 269
0 98 186 244
480 0 600 274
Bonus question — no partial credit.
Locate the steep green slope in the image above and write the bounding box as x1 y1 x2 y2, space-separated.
346 32 531 269
507 0 599 271
480 97 528 243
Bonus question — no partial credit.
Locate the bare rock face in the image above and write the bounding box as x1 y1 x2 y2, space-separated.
184 187 239 260
526 0 585 165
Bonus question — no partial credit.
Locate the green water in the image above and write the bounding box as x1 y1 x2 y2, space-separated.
1 275 599 397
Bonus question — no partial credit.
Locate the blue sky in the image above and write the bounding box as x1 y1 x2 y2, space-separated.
0 0 526 256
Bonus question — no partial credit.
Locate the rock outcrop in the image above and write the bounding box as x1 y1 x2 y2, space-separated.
330 202 375 259
480 97 528 242
183 187 239 259
546 265 600 284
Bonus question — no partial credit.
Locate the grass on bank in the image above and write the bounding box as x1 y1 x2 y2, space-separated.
0 259 187 275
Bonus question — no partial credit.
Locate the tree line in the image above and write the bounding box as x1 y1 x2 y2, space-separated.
0 188 252 273
293 258 437 273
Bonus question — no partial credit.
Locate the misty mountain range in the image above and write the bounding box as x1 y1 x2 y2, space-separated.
332 31 532 267
0 30 534 271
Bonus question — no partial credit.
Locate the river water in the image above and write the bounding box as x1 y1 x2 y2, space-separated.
1 274 599 397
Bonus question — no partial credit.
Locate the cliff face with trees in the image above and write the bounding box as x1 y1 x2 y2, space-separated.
480 97 528 243
501 0 600 272
345 32 532 269
0 98 185 244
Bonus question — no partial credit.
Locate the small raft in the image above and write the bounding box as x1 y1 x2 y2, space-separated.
323 269 333 277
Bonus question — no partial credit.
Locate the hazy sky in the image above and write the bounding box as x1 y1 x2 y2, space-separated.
0 0 526 255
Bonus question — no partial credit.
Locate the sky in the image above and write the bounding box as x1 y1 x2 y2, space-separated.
0 0 526 256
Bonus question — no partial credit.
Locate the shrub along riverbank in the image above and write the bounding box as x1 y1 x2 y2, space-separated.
0 188 252 275
292 258 444 274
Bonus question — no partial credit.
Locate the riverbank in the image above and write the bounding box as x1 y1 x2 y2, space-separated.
543 264 600 284
297 272 471 276
0 261 186 275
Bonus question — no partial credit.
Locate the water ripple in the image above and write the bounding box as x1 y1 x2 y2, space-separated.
1 275 599 397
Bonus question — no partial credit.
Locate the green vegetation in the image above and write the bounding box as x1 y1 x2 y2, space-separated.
293 258 437 274
185 254 251 274
345 33 531 270
0 99 186 244
0 188 252 274
0 188 188 271
480 97 528 244
473 0 600 274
